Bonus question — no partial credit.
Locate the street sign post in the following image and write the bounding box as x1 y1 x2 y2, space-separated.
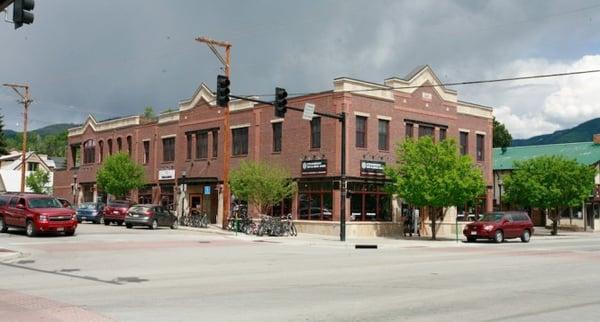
302 103 315 120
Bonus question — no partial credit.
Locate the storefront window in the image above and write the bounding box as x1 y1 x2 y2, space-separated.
270 198 292 217
298 181 333 221
349 182 392 221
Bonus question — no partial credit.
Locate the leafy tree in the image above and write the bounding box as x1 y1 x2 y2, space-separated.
229 160 296 214
142 106 156 119
26 169 51 194
6 130 68 157
0 114 8 155
385 136 486 240
504 156 596 235
493 117 512 151
96 152 145 199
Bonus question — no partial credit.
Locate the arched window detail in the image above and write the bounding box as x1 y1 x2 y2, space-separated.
83 139 96 164
98 140 104 162
127 135 132 157
107 139 113 155
117 137 123 151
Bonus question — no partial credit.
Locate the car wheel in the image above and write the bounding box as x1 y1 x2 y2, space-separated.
117 221 123 226
65 230 75 237
77 220 82 224
494 230 504 243
170 219 178 229
25 220 36 237
0 217 7 233
97 217 105 225
149 219 158 230
104 220 111 226
467 236 476 243
521 229 531 243
126 223 132 229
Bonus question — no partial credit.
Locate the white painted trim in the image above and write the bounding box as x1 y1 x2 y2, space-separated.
377 115 392 121
457 101 493 119
161 134 177 139
270 118 284 123
354 111 371 117
475 131 487 136
142 139 151 142
458 128 470 133
333 78 395 101
230 123 251 129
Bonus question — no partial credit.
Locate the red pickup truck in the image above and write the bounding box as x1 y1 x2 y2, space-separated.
103 200 135 226
0 193 77 237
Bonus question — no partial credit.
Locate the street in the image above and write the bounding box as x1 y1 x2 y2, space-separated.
1 224 600 322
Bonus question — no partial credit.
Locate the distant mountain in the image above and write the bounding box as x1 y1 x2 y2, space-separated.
512 118 600 146
3 123 77 139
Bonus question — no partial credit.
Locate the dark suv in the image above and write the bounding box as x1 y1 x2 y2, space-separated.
463 211 534 243
103 200 134 225
0 194 77 237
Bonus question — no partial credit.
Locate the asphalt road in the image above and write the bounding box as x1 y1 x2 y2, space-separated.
1 224 600 322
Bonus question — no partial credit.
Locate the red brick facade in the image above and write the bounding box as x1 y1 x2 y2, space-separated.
54 66 494 236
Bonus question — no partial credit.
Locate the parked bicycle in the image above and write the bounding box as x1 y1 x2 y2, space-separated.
256 214 297 237
227 204 255 234
180 210 209 228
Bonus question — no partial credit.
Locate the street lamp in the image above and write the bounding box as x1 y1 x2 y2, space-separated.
72 174 78 205
498 178 503 211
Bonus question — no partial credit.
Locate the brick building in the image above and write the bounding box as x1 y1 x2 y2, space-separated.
54 65 494 237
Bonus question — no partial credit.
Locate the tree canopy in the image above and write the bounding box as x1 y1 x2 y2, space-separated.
385 136 486 239
5 130 68 157
493 118 512 150
26 169 51 194
96 152 145 199
229 160 296 215
504 155 596 235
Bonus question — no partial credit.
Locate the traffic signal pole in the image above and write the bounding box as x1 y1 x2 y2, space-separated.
197 36 232 230
3 83 31 193
229 94 348 241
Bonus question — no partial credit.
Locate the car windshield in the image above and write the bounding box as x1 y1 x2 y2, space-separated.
130 206 151 213
480 213 505 222
28 198 63 209
78 203 96 210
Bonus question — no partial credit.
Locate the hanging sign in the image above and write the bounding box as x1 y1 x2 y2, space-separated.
360 160 386 176
301 159 327 175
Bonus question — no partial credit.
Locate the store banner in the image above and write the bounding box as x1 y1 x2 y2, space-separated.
360 160 386 176
301 159 327 175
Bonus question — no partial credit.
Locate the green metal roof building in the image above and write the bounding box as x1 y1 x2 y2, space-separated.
494 141 600 170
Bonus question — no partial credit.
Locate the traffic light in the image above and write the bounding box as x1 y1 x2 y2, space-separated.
13 0 34 29
274 87 288 118
216 75 230 107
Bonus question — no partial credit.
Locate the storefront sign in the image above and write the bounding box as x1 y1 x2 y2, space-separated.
158 169 175 180
204 185 211 195
360 160 386 176
301 159 327 175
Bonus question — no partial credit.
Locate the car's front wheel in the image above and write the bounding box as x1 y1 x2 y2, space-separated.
170 219 178 229
467 236 476 243
149 219 158 230
0 217 7 233
25 220 36 237
104 220 111 226
494 230 504 243
97 216 104 225
125 223 132 229
521 229 531 243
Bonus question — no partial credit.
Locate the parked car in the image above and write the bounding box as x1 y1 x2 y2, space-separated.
104 200 135 226
57 198 74 209
124 204 178 229
0 193 77 237
298 207 332 220
76 202 106 224
463 211 534 243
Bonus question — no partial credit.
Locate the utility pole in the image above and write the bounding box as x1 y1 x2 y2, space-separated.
196 36 232 229
3 83 31 193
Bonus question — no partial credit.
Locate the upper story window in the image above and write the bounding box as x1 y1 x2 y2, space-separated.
439 128 447 141
476 134 485 161
143 141 150 164
310 117 321 149
83 139 96 164
212 130 218 158
405 123 414 139
98 140 104 162
232 127 249 156
127 136 132 157
27 162 39 172
162 137 175 162
378 119 389 151
460 132 469 155
272 122 282 153
107 139 113 155
71 144 81 168
356 116 367 148
418 125 434 138
117 137 122 152
186 134 192 160
196 132 208 159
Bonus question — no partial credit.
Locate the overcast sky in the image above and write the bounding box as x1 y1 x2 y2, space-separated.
1 0 600 138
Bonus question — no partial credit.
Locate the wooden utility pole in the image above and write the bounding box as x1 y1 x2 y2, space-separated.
3 83 31 193
196 36 232 229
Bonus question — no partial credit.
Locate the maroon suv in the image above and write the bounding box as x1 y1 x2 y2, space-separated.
0 194 77 237
103 200 134 226
463 212 534 243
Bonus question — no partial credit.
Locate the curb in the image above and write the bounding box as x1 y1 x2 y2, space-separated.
0 250 24 262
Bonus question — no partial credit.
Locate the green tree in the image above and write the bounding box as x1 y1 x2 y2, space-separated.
96 152 145 199
504 156 596 235
26 169 51 194
385 136 486 240
0 114 8 155
229 160 296 214
493 118 512 151
142 106 156 119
